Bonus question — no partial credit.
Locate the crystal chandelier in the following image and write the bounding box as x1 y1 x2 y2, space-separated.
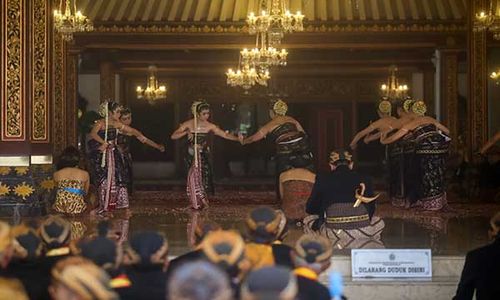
53 0 93 41
473 2 500 40
247 0 304 45
226 61 270 90
491 69 500 84
240 31 288 70
380 65 410 101
136 66 167 103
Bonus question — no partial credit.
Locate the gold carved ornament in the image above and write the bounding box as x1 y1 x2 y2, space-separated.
13 182 35 200
0 183 11 196
32 0 48 141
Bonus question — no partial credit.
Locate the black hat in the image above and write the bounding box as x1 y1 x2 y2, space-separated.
12 224 43 260
126 231 168 265
40 216 71 249
329 149 353 166
246 207 281 244
76 222 120 271
241 266 298 300
201 230 247 278
294 234 333 264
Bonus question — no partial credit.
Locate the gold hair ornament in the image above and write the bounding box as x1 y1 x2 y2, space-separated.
378 100 392 115
403 99 414 112
273 99 288 116
411 100 427 116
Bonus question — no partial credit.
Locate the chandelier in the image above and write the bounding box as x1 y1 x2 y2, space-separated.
247 0 304 45
240 31 288 69
491 69 500 84
226 61 270 90
380 65 410 101
53 0 93 41
473 2 500 40
136 66 167 102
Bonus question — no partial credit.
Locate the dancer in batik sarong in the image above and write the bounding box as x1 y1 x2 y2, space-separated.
381 100 450 211
304 149 385 248
171 101 242 210
88 101 164 214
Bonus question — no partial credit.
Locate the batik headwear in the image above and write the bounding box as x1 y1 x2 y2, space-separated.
329 149 353 166
0 221 12 254
241 266 298 300
201 230 247 277
275 210 289 242
271 99 288 116
245 206 281 244
411 100 427 116
294 234 333 265
40 216 71 249
11 224 43 260
403 99 415 112
52 257 118 300
0 278 29 300
125 231 168 265
194 222 222 246
378 100 392 116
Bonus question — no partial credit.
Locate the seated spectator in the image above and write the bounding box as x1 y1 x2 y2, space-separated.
168 260 233 300
73 221 132 298
9 223 47 300
303 149 384 247
453 211 500 300
0 221 13 276
53 146 89 215
49 256 118 300
40 216 72 271
271 210 294 269
245 206 281 270
201 230 250 297
123 231 169 300
241 266 298 300
279 168 316 221
0 277 29 300
292 234 333 300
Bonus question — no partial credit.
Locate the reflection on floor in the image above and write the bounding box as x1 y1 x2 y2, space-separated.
3 190 499 256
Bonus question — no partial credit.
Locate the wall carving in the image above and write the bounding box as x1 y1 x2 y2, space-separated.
2 0 25 141
66 55 78 146
31 0 48 141
52 31 66 154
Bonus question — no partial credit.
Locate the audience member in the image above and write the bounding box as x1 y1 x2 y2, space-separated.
0 277 29 300
168 260 233 300
453 211 500 300
271 210 294 269
40 216 72 272
0 221 13 276
241 266 298 300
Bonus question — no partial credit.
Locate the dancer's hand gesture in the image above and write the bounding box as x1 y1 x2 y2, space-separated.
158 145 166 152
98 143 108 152
238 133 245 145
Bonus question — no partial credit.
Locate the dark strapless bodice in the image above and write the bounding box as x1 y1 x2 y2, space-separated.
188 132 210 149
267 122 302 143
88 128 118 150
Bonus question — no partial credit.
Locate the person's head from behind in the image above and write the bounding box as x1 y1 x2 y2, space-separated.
241 266 298 300
168 260 233 300
201 230 250 280
269 99 288 119
40 216 71 250
489 212 500 240
11 223 44 262
329 149 353 171
377 100 392 118
245 207 281 244
57 146 80 170
124 231 168 269
49 256 118 300
193 221 221 247
274 210 289 242
119 107 132 126
292 234 333 275
0 221 13 269
0 278 29 300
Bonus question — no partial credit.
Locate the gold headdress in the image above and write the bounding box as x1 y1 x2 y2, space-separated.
272 99 288 116
378 100 392 116
403 99 414 112
411 100 427 116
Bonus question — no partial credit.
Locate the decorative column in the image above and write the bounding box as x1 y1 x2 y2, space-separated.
440 50 460 151
468 0 489 154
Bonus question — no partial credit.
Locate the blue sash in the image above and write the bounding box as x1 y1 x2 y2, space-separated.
62 187 85 196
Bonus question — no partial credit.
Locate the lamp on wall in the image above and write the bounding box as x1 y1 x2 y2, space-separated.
136 66 167 103
491 69 500 84
473 1 500 40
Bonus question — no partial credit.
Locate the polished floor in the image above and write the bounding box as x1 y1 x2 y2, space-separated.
5 190 499 256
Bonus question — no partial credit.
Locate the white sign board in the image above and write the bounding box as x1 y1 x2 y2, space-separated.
351 249 432 278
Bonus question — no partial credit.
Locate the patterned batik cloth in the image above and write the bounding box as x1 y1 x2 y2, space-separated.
280 180 313 220
186 149 209 209
53 179 87 214
303 215 385 249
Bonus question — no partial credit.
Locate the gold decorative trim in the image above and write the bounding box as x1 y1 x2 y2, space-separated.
2 0 25 141
53 27 66 154
91 22 466 34
13 182 34 200
66 55 78 146
30 155 53 165
326 214 370 224
0 156 30 167
31 0 49 141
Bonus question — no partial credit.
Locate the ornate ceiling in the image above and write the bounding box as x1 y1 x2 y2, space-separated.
80 0 467 24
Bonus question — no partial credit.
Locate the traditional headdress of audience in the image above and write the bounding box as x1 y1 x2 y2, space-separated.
293 234 333 276
11 223 43 260
0 221 13 269
246 206 281 244
50 256 118 300
40 216 71 250
125 231 168 266
193 221 222 247
329 149 353 167
201 230 250 279
168 260 233 300
241 266 298 300
0 277 29 300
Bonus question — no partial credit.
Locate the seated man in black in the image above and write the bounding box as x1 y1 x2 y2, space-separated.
303 149 385 248
453 211 500 300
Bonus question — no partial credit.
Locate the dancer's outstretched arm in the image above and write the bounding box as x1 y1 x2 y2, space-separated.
380 127 408 144
480 131 500 154
119 122 165 152
171 122 190 140
350 125 377 149
210 124 240 142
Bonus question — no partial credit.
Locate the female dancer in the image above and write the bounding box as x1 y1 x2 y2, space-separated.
88 101 164 214
241 99 314 175
349 100 396 149
381 100 450 210
171 101 242 209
